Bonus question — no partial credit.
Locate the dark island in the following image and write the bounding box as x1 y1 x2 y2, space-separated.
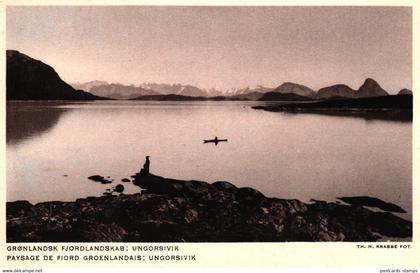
6 170 411 242
253 95 413 121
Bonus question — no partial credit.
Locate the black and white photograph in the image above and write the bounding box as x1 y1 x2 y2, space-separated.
5 5 413 245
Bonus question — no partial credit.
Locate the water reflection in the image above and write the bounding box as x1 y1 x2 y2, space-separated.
6 100 411 222
6 102 71 144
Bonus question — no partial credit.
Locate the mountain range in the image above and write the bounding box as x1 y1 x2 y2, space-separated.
71 79 404 101
140 83 213 97
6 50 411 101
90 83 159 99
70 81 224 99
71 80 109 92
71 81 277 99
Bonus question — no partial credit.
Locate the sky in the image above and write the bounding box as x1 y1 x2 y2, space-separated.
6 6 412 93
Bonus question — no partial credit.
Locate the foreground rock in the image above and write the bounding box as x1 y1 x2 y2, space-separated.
6 173 411 242
337 196 406 213
88 175 112 184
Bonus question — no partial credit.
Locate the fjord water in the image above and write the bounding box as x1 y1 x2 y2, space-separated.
7 101 412 217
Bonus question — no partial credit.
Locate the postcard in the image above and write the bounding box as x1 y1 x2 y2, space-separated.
1 0 419 271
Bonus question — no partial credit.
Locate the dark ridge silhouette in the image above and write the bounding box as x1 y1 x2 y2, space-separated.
6 50 109 101
258 92 316 101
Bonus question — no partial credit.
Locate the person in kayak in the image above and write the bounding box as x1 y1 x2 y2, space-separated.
203 136 228 145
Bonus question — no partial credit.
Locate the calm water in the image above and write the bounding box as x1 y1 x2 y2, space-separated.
6 101 412 218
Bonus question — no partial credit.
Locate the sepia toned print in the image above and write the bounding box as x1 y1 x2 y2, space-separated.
5 6 412 243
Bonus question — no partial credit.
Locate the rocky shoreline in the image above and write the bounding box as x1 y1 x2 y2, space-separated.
6 172 412 242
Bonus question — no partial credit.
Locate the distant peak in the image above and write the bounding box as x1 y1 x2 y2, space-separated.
362 78 379 86
398 88 412 95
359 78 383 91
6 50 23 57
356 78 388 97
278 82 311 89
6 50 37 63
275 81 313 90
6 49 20 54
281 82 298 86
